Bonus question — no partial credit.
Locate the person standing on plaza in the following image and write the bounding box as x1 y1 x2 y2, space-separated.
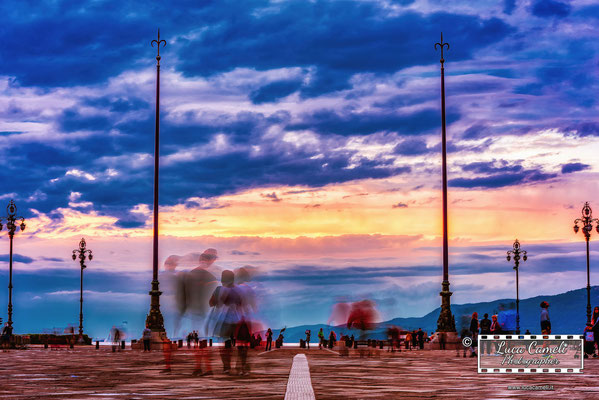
469 312 479 357
142 325 152 352
305 329 311 349
479 313 491 354
328 330 336 349
438 332 446 350
490 315 502 334
540 301 551 334
460 327 470 357
318 328 325 349
591 306 599 357
412 330 418 349
417 328 424 349
207 269 242 374
405 331 412 350
584 322 595 358
265 328 273 351
0 322 12 348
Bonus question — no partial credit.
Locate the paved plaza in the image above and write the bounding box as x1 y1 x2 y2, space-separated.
1 346 599 399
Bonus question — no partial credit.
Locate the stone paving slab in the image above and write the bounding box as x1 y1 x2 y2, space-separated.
0 346 598 399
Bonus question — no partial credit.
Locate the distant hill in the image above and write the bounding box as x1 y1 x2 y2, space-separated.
274 286 599 342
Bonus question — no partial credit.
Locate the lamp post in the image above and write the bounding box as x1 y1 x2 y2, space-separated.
72 238 92 341
145 30 166 333
0 200 26 332
507 239 527 335
573 202 599 324
435 33 456 333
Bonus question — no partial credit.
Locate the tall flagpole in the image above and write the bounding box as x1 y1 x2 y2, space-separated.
435 33 456 333
145 30 166 334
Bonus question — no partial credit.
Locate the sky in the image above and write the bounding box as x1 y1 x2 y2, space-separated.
0 0 599 338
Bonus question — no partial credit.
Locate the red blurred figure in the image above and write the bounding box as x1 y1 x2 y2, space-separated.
328 302 350 326
346 300 379 331
346 300 379 357
193 339 212 376
162 336 172 373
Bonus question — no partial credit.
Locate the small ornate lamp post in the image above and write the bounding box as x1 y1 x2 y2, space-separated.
507 239 527 334
72 238 92 340
0 200 25 332
573 202 599 324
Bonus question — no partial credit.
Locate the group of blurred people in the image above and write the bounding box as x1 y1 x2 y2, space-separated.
160 248 262 375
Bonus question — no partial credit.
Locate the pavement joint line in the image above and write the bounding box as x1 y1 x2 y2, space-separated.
322 348 340 356
257 348 279 356
284 353 316 400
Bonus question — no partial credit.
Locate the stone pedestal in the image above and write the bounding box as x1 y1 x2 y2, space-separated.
131 331 175 351
430 332 460 350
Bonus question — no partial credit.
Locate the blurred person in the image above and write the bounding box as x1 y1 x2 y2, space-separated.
207 269 242 374
489 314 502 354
490 315 501 334
386 326 400 352
412 330 418 349
328 301 351 326
162 336 172 373
480 313 491 355
142 325 152 352
346 300 380 357
405 331 412 350
318 328 324 349
540 301 551 334
166 249 220 338
256 333 263 347
417 328 424 350
234 318 252 375
193 338 213 376
110 326 121 352
469 312 479 357
0 322 12 348
438 332 446 350
584 323 595 359
328 330 336 349
305 329 311 349
276 327 286 348
591 306 599 357
460 327 470 357
265 328 273 351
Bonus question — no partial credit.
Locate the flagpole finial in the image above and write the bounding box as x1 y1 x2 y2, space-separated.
434 33 450 64
151 29 167 63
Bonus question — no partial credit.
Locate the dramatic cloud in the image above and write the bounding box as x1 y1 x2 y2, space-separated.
561 162 590 174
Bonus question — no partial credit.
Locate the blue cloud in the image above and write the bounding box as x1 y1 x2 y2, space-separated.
0 254 34 264
177 2 512 95
461 160 523 174
561 162 590 174
394 138 430 155
249 80 303 104
504 0 517 14
449 169 557 189
531 0 571 18
289 108 460 136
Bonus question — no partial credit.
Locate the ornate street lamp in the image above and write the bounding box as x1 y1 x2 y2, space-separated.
435 33 456 333
573 202 599 324
145 30 166 334
72 238 93 340
0 200 26 333
507 239 527 335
